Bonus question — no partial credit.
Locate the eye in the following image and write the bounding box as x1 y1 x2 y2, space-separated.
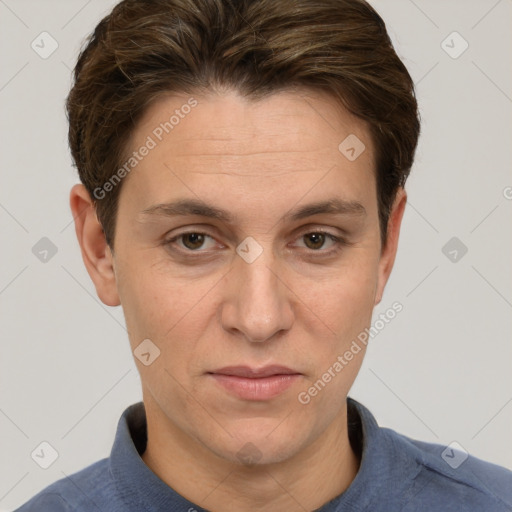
167 232 218 252
294 231 343 252
164 229 346 256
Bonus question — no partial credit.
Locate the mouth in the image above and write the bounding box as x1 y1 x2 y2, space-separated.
207 365 302 401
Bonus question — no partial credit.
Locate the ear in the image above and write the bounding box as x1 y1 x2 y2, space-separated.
374 187 407 305
69 184 120 306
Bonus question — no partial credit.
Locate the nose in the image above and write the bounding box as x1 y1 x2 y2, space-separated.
220 245 294 343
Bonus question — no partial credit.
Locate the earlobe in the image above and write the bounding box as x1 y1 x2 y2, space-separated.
374 188 407 305
69 184 121 307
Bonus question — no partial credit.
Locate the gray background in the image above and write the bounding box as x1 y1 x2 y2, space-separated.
1 0 511 509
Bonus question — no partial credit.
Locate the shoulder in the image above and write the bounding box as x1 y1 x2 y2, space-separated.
14 458 120 512
384 427 512 511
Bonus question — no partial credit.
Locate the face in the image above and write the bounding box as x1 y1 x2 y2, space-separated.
73 87 405 465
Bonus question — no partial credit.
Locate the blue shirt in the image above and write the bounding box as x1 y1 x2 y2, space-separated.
15 398 512 511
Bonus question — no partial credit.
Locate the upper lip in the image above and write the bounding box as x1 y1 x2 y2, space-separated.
209 365 300 378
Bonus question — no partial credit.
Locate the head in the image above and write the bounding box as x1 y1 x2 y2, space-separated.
68 0 419 465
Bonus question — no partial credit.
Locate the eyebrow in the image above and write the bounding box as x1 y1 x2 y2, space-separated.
139 197 366 224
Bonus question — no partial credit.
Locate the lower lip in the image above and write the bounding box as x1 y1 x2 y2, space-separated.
209 374 301 401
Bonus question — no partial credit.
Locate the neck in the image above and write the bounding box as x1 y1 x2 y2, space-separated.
141 398 360 512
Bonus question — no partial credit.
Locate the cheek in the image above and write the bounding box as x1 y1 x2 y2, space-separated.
115 253 217 357
307 254 379 335
116 231 380 362
294 268 375 414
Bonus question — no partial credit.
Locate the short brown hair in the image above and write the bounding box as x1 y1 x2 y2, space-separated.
66 0 420 249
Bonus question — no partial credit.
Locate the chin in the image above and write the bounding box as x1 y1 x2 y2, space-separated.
210 424 307 467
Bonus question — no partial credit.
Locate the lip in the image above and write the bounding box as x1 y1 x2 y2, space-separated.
208 365 302 400
211 365 299 378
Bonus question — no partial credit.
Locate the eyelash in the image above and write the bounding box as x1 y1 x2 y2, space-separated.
163 229 347 258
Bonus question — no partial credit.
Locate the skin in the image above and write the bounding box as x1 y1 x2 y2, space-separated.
70 87 406 512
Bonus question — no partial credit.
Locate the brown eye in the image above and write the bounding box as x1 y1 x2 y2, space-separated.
165 232 217 253
181 233 206 250
304 233 325 249
303 232 328 250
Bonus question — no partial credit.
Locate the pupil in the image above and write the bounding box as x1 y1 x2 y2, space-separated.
181 233 326 251
306 233 324 250
184 233 204 249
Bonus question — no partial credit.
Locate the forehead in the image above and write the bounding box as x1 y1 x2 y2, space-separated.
129 87 372 163
119 88 376 222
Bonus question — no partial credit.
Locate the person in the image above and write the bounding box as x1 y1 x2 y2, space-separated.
15 0 512 510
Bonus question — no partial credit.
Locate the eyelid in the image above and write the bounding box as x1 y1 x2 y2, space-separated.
163 225 350 255
290 229 348 255
164 230 222 252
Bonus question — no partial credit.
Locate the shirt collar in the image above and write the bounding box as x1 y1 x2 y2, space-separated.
109 398 418 511
318 398 420 511
109 401 201 511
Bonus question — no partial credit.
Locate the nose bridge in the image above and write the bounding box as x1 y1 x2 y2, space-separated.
224 237 293 342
